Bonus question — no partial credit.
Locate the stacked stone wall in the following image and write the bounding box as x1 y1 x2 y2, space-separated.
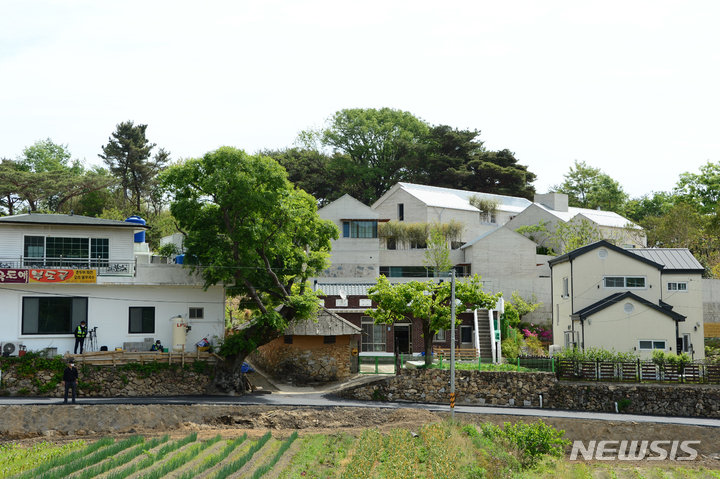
336 369 720 418
251 337 352 383
0 362 210 397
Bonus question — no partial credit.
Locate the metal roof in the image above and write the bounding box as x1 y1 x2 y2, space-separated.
534 204 639 229
395 183 533 213
315 283 375 296
630 248 704 272
0 213 148 229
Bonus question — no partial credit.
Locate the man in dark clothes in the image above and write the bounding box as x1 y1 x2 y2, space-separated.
74 321 88 354
63 360 79 403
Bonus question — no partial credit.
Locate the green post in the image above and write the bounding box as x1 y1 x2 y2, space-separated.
517 357 520 372
439 356 443 369
375 357 379 374
551 357 555 373
401 353 404 368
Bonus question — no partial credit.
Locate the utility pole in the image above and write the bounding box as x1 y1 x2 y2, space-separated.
450 269 456 418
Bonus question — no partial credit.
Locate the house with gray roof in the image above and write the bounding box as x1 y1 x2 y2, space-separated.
550 240 703 359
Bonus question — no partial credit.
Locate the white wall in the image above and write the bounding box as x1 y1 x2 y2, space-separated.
1 283 225 354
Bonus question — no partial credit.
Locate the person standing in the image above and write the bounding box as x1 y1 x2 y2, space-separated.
63 360 79 403
74 321 88 354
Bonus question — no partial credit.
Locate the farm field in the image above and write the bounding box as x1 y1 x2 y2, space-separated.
3 420 720 479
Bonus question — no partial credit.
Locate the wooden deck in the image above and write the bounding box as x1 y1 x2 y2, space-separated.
65 349 222 367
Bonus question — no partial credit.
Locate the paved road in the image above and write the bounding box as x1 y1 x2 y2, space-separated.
2 393 720 429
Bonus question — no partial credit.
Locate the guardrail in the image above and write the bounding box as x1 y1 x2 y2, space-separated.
556 359 720 384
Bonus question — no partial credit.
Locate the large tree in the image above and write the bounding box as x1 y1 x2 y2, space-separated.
160 146 338 393
675 161 720 215
302 107 430 204
551 160 628 212
367 275 499 366
262 148 340 206
99 121 169 212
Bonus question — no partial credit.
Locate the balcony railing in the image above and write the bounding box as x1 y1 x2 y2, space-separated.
0 257 136 276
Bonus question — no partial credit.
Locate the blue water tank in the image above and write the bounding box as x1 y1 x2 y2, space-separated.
175 254 185 265
125 216 146 243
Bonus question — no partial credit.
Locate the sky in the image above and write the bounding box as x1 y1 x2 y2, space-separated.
2 0 719 199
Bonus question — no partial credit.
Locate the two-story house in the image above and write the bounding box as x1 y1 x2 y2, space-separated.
0 213 225 355
549 240 704 359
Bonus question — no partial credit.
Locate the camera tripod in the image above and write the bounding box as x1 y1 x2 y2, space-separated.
86 327 99 352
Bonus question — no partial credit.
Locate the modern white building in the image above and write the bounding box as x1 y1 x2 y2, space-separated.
0 213 225 356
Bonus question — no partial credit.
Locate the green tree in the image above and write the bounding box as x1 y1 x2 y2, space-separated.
622 191 677 223
642 203 703 249
17 138 82 174
160 146 338 393
99 121 169 212
549 219 603 253
552 160 628 212
303 108 430 204
423 227 453 277
675 161 720 215
263 148 339 206
366 275 500 366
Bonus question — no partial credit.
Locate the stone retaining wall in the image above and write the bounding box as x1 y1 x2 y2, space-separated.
0 362 210 397
336 369 720 418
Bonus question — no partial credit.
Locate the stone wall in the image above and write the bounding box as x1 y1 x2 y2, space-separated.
0 362 211 397
336 369 720 418
250 336 353 383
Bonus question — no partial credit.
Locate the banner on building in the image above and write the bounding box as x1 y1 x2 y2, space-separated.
0 268 97 284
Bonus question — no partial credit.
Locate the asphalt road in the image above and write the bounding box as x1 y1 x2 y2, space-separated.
2 393 720 429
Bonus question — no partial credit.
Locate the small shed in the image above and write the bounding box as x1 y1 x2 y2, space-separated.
250 308 361 383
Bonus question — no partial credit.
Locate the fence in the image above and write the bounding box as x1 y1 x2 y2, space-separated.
556 359 720 384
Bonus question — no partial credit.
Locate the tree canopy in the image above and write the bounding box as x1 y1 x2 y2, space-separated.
367 275 500 366
551 160 627 212
160 146 338 393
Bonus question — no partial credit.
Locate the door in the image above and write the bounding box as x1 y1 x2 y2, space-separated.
394 324 412 354
460 326 472 348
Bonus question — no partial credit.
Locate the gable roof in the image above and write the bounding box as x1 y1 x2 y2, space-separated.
285 308 362 336
318 194 380 219
571 291 686 322
460 225 536 250
372 182 532 214
548 240 664 270
534 203 639 229
0 213 148 229
629 248 704 274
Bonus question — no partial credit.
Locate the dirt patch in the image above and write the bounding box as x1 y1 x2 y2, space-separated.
2 405 720 468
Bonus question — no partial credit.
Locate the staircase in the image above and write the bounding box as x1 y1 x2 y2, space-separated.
475 310 494 360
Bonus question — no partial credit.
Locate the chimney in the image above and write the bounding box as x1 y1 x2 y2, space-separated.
534 193 569 212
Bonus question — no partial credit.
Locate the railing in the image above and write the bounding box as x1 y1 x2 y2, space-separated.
359 355 399 374
0 258 136 276
556 359 720 384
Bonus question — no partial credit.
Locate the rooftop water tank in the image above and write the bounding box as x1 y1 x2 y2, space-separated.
125 216 146 243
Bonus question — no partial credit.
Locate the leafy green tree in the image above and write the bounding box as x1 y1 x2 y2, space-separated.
642 203 703 249
423 227 453 277
17 138 82 174
263 148 339 206
510 291 543 320
366 275 500 366
301 108 430 204
675 161 720 215
99 121 169 212
551 160 627 212
549 219 603 253
622 191 677 223
160 146 338 393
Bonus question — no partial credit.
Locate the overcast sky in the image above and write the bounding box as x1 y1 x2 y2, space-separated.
2 0 719 198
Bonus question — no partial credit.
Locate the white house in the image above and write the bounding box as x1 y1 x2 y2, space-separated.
0 213 225 356
549 240 704 359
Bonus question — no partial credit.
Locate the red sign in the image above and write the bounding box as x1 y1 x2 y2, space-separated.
0 269 29 283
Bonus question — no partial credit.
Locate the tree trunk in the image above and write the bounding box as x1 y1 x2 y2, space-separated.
206 352 250 395
423 321 434 366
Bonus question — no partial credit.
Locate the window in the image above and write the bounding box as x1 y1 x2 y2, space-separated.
361 316 386 352
91 238 109 266
335 299 348 307
433 329 446 341
189 307 204 319
342 221 378 238
604 276 646 289
359 299 372 307
324 335 336 344
623 303 634 314
480 212 497 224
284 335 293 344
24 236 44 258
562 277 569 297
24 235 109 266
639 340 666 350
668 282 688 292
380 266 430 278
129 307 155 334
22 297 87 334
398 204 404 221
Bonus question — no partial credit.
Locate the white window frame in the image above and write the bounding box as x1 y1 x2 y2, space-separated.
361 316 386 352
433 329 446 341
603 276 647 290
359 298 372 307
562 277 569 298
638 340 666 351
667 282 688 292
335 299 348 307
189 307 204 319
682 333 691 353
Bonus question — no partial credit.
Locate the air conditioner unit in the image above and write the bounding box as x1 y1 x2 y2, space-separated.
1 342 23 357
